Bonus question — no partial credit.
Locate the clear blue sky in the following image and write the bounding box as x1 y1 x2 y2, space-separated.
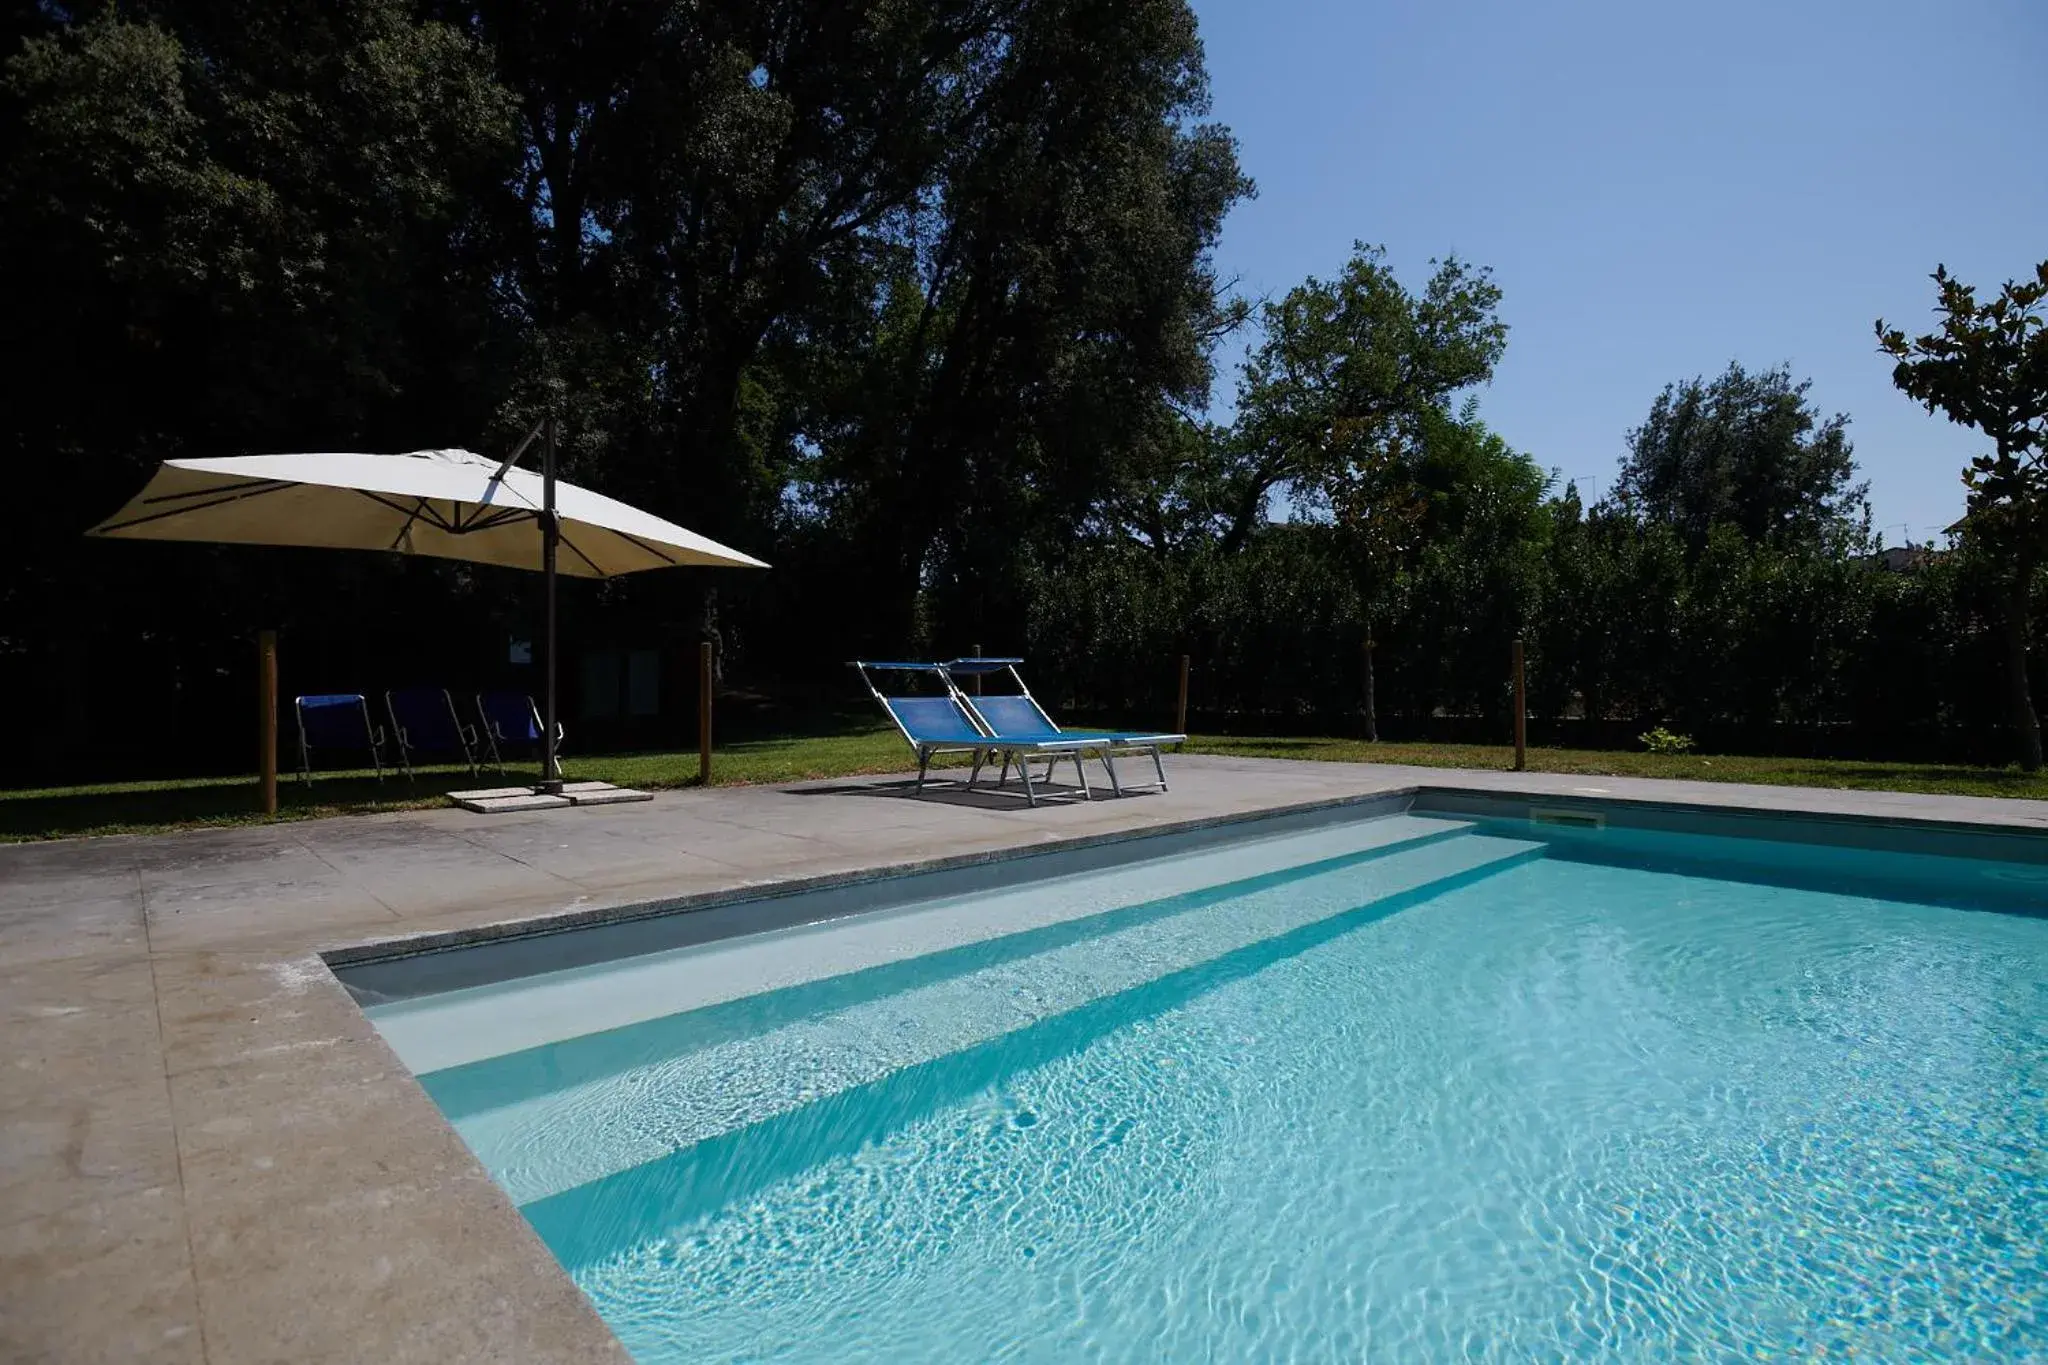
1188 0 2046 544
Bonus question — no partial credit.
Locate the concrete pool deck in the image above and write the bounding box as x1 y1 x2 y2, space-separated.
5 754 2048 1363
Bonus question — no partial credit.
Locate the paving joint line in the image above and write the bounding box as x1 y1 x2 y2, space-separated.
435 824 595 890
139 865 212 1364
289 830 406 922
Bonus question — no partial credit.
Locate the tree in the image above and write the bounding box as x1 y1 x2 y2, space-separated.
1611 362 1868 552
0 0 1255 774
1220 243 1508 554
1878 261 2048 769
1397 407 1551 719
1231 248 1511 731
0 2 520 774
786 0 1251 651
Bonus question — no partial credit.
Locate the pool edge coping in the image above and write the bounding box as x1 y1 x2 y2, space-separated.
317 787 1418 970
319 778 2048 975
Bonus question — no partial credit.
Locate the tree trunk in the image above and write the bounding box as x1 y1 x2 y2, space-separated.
2002 579 2042 771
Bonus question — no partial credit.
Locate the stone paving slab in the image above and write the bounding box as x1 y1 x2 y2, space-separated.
0 1186 204 1364
3 755 2047 1363
447 781 652 812
562 786 653 807
453 792 573 813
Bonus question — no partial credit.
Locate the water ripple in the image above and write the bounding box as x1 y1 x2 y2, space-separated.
561 858 2048 1363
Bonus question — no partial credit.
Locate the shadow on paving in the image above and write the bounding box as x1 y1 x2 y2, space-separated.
787 777 1142 811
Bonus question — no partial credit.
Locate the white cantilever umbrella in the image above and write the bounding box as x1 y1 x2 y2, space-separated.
89 425 768 794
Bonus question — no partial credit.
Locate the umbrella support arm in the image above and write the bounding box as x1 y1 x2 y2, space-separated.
491 420 547 487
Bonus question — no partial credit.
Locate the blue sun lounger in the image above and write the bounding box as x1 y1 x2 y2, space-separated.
294 693 387 782
854 661 1114 806
474 691 561 773
941 657 1184 795
385 686 482 779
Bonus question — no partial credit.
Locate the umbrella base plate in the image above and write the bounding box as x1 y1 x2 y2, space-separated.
561 782 653 806
447 782 653 812
448 789 574 812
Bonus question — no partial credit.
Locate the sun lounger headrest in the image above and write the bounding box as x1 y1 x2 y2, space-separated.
298 693 367 710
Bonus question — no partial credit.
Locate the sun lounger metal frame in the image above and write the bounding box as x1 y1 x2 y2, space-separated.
939 657 1184 796
853 661 1108 806
293 693 386 783
473 691 562 775
384 686 481 779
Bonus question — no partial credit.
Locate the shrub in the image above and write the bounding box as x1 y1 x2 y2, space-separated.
1639 725 1696 755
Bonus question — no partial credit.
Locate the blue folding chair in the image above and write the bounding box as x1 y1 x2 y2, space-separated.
474 691 561 773
384 687 481 779
854 661 1114 805
941 657 1183 795
294 694 387 782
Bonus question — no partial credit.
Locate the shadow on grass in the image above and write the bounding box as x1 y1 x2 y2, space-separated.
1774 763 2045 792
0 735 890 841
1194 738 1340 755
12 730 2040 843
0 770 480 841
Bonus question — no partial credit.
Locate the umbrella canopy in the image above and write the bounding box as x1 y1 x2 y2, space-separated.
89 439 766 800
87 448 768 575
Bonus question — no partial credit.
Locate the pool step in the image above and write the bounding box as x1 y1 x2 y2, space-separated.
454 830 1543 1206
377 812 1480 1074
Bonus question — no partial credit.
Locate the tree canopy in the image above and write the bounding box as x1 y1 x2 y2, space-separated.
1 0 1249 748
1217 244 1507 553
1879 262 2048 539
1611 362 1867 552
1878 260 2048 768
1 4 2039 779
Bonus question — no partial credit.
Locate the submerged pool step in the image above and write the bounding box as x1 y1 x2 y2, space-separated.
453 830 1542 1206
375 813 1479 1075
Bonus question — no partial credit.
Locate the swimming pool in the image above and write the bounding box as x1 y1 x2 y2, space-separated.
349 798 2048 1361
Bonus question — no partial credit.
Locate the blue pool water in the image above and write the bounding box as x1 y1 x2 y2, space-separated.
374 815 2048 1361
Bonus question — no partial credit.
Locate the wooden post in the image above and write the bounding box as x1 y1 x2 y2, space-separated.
698 640 713 785
1176 654 1191 735
1362 633 1378 743
1512 638 1527 772
257 630 278 815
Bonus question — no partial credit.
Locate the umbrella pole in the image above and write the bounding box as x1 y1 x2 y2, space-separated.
540 417 563 794
258 630 278 815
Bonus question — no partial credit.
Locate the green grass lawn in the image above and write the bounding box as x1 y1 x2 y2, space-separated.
1186 736 2048 799
0 724 917 843
5 726 2046 842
